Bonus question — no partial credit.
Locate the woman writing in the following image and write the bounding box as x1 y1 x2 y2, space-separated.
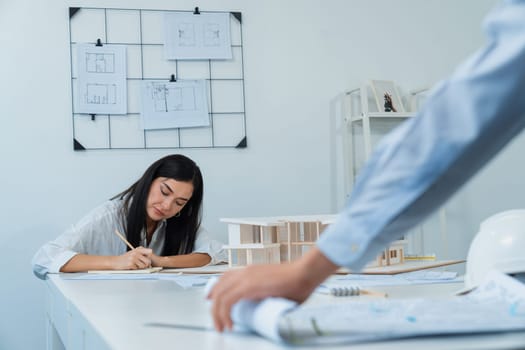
32 154 225 279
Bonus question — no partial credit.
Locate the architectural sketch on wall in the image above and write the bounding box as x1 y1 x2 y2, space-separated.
150 83 197 112
178 23 196 47
69 7 246 150
163 11 232 59
86 52 115 73
221 215 407 268
76 43 127 115
140 79 209 129
86 83 116 105
204 23 221 46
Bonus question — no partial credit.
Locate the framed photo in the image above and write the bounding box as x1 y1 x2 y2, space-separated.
370 80 405 112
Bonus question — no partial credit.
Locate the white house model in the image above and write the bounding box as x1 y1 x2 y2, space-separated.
221 215 407 268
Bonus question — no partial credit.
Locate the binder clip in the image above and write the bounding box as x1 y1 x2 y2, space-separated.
169 74 176 82
95 38 103 46
193 7 200 15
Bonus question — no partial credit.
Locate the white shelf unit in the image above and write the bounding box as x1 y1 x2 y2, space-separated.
342 84 415 192
341 83 448 257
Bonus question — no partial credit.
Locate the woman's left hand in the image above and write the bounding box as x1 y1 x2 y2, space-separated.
149 253 164 267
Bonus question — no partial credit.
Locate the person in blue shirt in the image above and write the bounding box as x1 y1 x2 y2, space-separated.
208 0 525 331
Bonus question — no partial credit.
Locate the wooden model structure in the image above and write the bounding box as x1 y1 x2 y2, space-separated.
221 215 407 268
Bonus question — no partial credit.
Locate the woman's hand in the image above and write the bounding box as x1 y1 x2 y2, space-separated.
149 252 211 268
112 247 153 270
149 252 163 267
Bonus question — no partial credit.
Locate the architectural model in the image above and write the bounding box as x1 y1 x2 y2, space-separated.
221 215 406 268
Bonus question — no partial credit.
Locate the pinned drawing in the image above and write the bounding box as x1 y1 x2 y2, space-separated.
163 12 232 59
140 79 210 129
76 43 127 115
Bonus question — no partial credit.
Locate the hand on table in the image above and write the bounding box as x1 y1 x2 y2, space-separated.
207 247 338 332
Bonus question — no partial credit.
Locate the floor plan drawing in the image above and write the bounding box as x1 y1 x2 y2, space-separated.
85 53 115 73
86 83 116 105
140 79 209 129
177 23 195 46
150 83 197 112
204 23 221 46
75 43 127 114
164 11 232 59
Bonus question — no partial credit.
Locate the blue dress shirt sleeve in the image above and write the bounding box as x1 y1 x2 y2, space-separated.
318 0 525 271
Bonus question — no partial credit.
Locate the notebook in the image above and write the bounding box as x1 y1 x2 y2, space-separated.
87 266 163 274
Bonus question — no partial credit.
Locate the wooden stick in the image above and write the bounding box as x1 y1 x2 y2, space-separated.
360 289 388 298
114 229 135 250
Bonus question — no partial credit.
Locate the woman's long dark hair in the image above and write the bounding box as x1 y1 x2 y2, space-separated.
112 154 203 255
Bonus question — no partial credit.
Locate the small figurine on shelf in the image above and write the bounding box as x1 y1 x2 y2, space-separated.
384 92 397 112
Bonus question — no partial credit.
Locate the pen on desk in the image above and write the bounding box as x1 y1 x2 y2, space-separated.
114 229 135 250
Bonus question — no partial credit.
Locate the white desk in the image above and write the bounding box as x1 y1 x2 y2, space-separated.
45 275 525 350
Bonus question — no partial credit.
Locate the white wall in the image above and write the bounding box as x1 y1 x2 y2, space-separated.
1 0 516 348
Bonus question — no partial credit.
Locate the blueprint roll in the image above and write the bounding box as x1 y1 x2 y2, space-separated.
204 276 298 342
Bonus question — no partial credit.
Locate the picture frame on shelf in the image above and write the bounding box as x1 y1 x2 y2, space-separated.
370 80 405 113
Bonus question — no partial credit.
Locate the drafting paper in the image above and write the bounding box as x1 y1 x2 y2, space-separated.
163 12 232 60
325 270 461 288
157 274 221 289
76 44 127 114
87 267 162 274
219 270 525 345
140 79 210 130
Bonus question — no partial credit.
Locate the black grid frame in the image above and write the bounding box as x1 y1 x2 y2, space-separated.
69 7 247 150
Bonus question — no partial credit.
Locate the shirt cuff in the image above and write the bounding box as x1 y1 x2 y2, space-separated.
48 250 79 273
316 214 373 272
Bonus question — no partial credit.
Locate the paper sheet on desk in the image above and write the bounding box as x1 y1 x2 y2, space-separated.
157 273 221 289
332 270 461 286
221 271 525 345
63 272 221 289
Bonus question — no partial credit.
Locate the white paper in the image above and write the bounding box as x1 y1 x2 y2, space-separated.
61 273 159 280
278 270 525 345
157 274 220 289
322 270 461 290
76 44 127 114
163 12 232 60
140 79 210 130
215 271 525 345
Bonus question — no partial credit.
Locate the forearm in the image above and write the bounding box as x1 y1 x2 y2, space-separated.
60 254 113 272
293 247 338 294
152 252 211 268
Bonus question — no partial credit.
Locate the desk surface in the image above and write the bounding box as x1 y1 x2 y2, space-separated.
46 275 525 350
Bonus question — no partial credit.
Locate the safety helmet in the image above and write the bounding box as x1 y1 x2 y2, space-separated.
464 209 525 291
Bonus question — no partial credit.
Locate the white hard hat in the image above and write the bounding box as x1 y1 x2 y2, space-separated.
464 209 525 291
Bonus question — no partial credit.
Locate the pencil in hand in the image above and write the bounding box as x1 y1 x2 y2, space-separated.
114 229 153 269
114 229 135 250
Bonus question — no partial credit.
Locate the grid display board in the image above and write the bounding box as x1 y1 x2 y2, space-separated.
69 7 247 150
